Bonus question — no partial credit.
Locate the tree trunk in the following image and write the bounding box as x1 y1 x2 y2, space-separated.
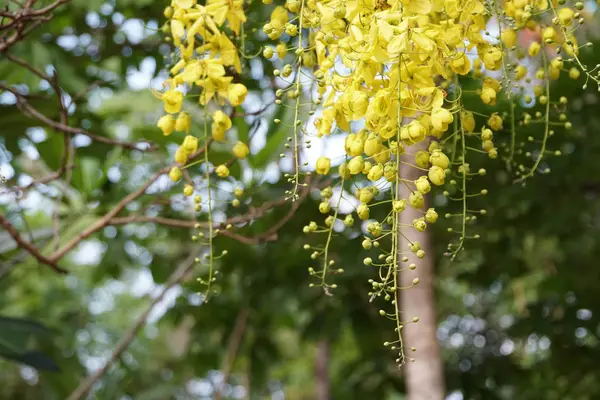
315 340 330 400
398 154 445 400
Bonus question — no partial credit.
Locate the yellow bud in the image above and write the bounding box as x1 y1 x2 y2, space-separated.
501 29 517 48
413 217 427 232
276 42 287 59
514 65 527 80
428 166 445 186
175 147 189 164
542 26 556 42
183 184 194 196
415 151 430 168
367 164 384 181
316 156 331 175
359 187 376 204
175 112 191 133
364 133 381 157
357 203 370 220
157 115 175 136
392 199 406 213
233 141 250 159
339 162 351 179
569 67 580 80
409 191 424 209
415 176 431 194
169 167 182 182
319 201 330 214
348 156 365 175
215 164 230 178
228 83 248 107
425 208 438 223
429 149 449 169
461 111 476 133
528 42 541 57
182 135 198 154
488 113 503 131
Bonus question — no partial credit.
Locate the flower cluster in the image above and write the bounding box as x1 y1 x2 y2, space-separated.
157 0 597 363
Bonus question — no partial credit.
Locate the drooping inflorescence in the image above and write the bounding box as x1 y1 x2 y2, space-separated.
157 0 597 362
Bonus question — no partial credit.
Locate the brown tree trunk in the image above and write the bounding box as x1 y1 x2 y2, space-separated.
315 340 330 400
398 154 445 400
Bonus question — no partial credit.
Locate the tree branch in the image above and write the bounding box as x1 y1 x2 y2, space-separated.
65 250 199 400
0 214 67 273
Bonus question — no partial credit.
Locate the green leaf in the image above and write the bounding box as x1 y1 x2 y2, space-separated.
37 132 65 171
251 106 287 169
0 350 60 372
71 156 104 195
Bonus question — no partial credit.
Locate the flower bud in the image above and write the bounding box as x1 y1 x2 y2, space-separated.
175 112 191 133
215 164 230 178
316 156 331 175
169 167 182 182
233 141 250 159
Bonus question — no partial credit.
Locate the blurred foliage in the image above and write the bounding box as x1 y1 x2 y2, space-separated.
2 0 600 399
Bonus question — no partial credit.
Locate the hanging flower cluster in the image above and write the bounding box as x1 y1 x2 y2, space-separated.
155 0 250 295
157 0 598 363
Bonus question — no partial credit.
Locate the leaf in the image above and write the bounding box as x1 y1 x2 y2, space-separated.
0 350 61 372
71 156 105 195
0 316 57 371
251 106 287 169
37 132 65 171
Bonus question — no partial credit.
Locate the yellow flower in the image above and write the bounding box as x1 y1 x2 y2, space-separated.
183 184 194 196
431 108 454 132
232 141 249 159
215 164 230 177
228 83 248 106
205 0 247 34
175 112 191 133
163 89 183 114
169 167 182 182
182 135 198 154
213 110 232 130
316 156 331 175
157 115 175 136
482 46 502 71
450 53 471 75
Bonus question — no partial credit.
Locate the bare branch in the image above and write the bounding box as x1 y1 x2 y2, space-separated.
65 250 200 400
0 214 67 273
0 83 155 150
